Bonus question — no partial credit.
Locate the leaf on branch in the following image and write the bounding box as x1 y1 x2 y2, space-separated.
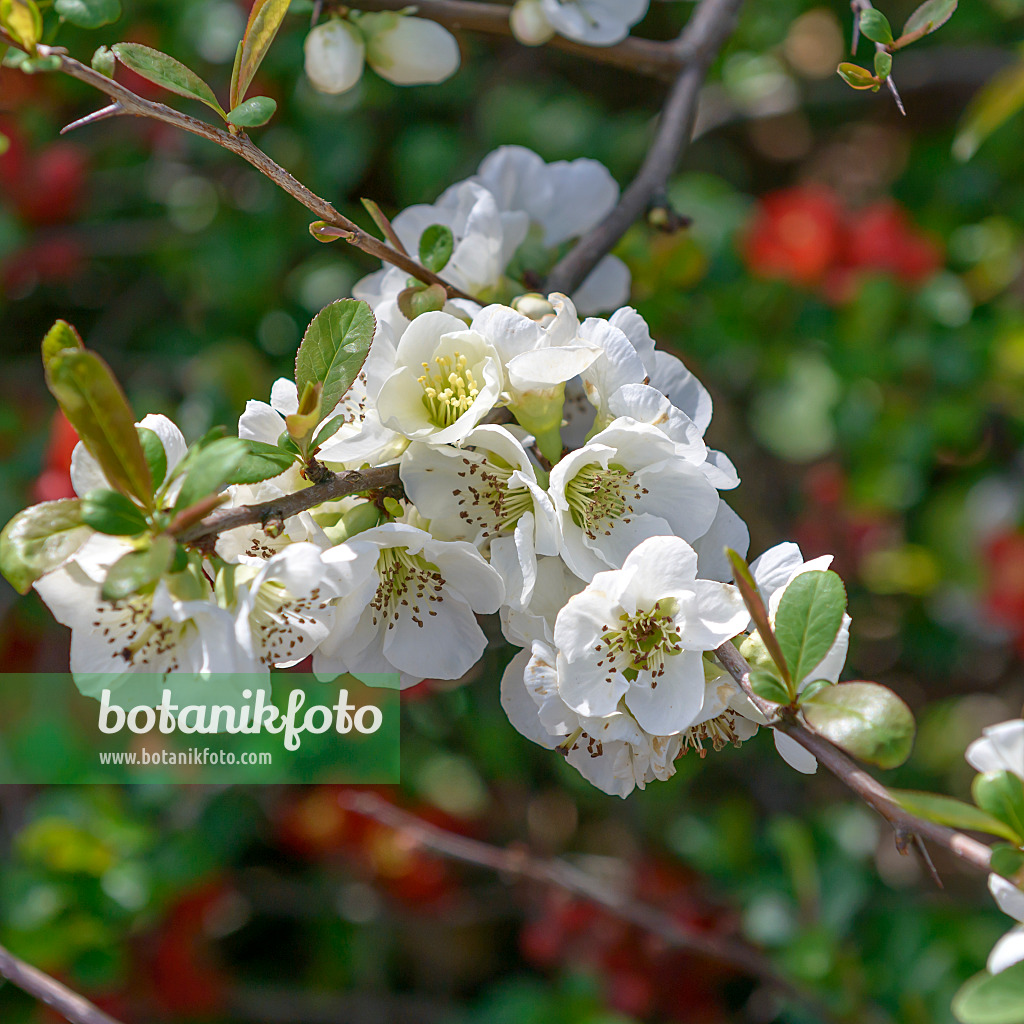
874 50 892 80
837 62 879 91
801 681 915 769
81 489 148 536
888 788 1022 843
419 224 454 274
859 9 893 45
953 59 1024 161
285 380 323 455
952 960 1024 1024
55 0 121 29
44 347 154 509
773 569 846 687
748 668 793 705
726 547 792 688
111 43 225 117
41 319 84 368
294 298 376 418
172 437 248 514
901 0 957 42
0 500 89 594
973 771 1024 844
101 534 176 602
231 0 290 109
0 0 43 51
137 427 167 489
228 440 300 484
225 95 277 128
991 844 1024 880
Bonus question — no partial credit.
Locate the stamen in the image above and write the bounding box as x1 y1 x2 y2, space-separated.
418 351 480 427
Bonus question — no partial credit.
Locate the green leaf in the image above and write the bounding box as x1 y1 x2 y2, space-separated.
874 50 892 79
774 570 846 686
91 44 115 77
727 547 791 685
802 681 915 769
111 43 225 116
901 0 957 40
45 349 153 509
748 669 793 705
285 380 323 454
231 0 290 109
55 0 121 28
974 772 1024 844
225 95 277 128
397 283 447 320
0 500 88 594
227 440 299 484
294 298 376 418
953 961 1024 1024
0 0 42 50
837 62 878 90
992 844 1024 879
137 427 167 489
41 319 84 368
953 60 1024 162
81 489 148 536
859 9 893 44
419 224 454 273
310 414 347 454
888 789 1022 842
101 535 175 602
798 678 833 702
173 437 247 514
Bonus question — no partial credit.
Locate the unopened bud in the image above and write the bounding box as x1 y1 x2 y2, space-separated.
359 13 460 86
304 19 365 95
512 292 555 321
510 0 556 45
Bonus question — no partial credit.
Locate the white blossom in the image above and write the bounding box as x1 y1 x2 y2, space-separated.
987 874 1024 975
500 555 586 647
360 12 461 85
967 720 1024 779
304 19 365 95
514 0 650 46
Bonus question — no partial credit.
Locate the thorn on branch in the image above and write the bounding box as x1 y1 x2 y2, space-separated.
60 102 125 135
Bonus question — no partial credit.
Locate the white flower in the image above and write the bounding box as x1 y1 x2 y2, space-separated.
509 0 556 45
399 424 559 606
689 498 750 584
967 720 1024 780
548 417 720 580
314 522 505 685
500 641 684 798
553 535 748 736
531 0 649 46
376 310 503 445
987 874 1024 975
500 555 586 648
359 12 460 85
741 542 853 774
304 19 365 95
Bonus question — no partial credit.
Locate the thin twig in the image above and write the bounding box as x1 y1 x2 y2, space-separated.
545 0 743 295
0 32 475 302
714 641 994 876
0 943 125 1024
342 0 684 79
176 463 401 544
849 0 906 115
337 790 841 1021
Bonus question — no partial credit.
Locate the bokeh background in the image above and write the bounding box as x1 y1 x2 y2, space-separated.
2 1 1024 1020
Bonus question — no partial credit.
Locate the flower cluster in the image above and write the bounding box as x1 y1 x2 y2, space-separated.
510 0 650 47
7 147 854 799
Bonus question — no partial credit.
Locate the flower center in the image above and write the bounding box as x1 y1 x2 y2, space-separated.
371 546 446 629
92 595 190 671
593 601 682 685
249 580 331 666
453 455 534 536
419 352 480 427
681 712 746 757
564 462 645 539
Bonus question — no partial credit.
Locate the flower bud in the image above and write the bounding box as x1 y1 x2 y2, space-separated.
509 0 555 45
359 13 460 85
511 292 555 321
304 19 365 95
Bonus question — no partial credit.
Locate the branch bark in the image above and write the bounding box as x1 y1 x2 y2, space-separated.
0 943 126 1024
714 641 994 876
545 0 743 295
0 32 475 302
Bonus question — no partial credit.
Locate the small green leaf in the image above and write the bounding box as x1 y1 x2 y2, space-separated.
802 681 915 769
55 0 121 28
0 500 88 594
91 44 115 77
953 961 1024 1024
774 570 846 687
111 43 225 116
294 298 376 418
748 668 793 705
837 61 878 90
991 844 1024 880
798 678 833 703
954 59 1024 162
285 380 323 454
859 9 893 44
974 772 1024 843
232 0 290 109
901 0 957 40
41 319 84 368
419 224 454 273
137 427 167 489
225 95 277 128
0 0 43 50
874 50 892 79
727 547 791 685
228 440 299 484
310 414 347 454
888 789 1022 843
101 534 175 602
173 437 247 513
81 489 148 536
45 348 154 509
398 282 447 320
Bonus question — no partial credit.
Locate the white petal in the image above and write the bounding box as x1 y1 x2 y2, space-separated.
989 925 1024 975
775 730 818 773
991 874 1024 923
573 255 631 315
625 648 706 735
500 647 562 749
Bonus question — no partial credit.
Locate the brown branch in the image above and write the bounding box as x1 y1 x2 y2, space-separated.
0 32 474 302
175 463 401 544
714 641 994 876
544 0 743 295
342 0 684 79
0 942 125 1024
337 791 842 1021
